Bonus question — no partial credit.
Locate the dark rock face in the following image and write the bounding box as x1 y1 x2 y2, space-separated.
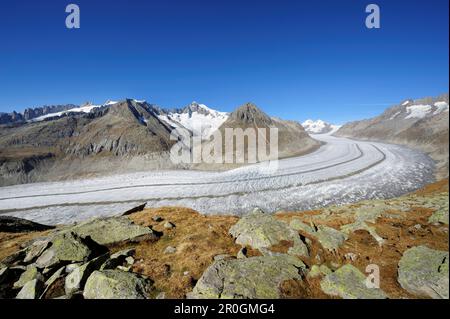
0 216 55 233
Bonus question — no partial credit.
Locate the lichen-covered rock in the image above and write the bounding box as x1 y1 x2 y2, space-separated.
16 279 44 299
398 246 449 299
320 264 387 299
188 255 306 299
315 225 347 252
13 265 43 289
69 217 157 246
308 264 332 278
229 208 308 257
289 219 316 235
23 239 50 263
65 254 109 295
35 232 93 269
428 207 449 225
83 270 155 299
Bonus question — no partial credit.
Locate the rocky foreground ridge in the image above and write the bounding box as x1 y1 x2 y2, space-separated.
0 180 448 299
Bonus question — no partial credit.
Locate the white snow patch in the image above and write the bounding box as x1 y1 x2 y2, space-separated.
433 101 449 115
302 119 334 134
389 111 401 120
158 103 228 138
405 104 432 119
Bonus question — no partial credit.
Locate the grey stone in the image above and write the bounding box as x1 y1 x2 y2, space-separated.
35 232 92 269
289 219 316 235
65 254 110 295
23 239 50 264
83 270 155 299
189 255 306 299
13 265 44 289
163 221 175 229
320 264 387 299
398 246 449 299
101 249 135 270
69 216 157 246
164 246 176 254
16 279 44 299
229 208 308 257
315 225 347 252
213 254 233 261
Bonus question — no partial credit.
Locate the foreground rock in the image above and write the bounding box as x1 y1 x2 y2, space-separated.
188 255 306 299
0 216 55 233
83 270 156 299
35 232 94 269
65 254 110 295
16 279 44 299
320 264 387 299
397 246 449 299
229 208 308 257
69 217 157 246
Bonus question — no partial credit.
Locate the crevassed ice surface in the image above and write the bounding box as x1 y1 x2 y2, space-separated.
0 134 435 225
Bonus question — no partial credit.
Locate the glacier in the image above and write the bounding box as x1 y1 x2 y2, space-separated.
0 134 435 225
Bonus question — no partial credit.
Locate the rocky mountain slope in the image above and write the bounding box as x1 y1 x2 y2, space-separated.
0 179 447 299
0 104 78 124
302 119 339 134
335 94 449 179
0 99 176 186
200 103 320 167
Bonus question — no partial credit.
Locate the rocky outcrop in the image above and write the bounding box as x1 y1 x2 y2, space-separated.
320 264 387 299
229 208 308 257
188 255 306 299
397 246 449 299
68 216 158 246
0 214 161 299
83 270 156 299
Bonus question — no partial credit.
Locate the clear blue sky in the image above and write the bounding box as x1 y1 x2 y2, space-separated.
0 0 448 123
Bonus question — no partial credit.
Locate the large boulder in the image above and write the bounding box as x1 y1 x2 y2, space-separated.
398 246 449 299
65 254 110 295
23 239 50 263
35 232 93 269
68 217 157 246
188 255 306 299
229 208 308 257
320 264 387 299
83 270 156 299
16 279 44 299
13 265 43 289
315 225 348 252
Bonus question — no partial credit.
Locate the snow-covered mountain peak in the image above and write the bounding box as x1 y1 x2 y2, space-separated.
302 119 338 134
157 102 228 138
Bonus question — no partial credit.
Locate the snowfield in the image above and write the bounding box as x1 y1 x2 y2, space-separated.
0 134 435 225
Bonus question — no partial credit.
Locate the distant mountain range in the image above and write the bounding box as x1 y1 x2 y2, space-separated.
0 100 318 186
301 119 340 134
335 93 449 179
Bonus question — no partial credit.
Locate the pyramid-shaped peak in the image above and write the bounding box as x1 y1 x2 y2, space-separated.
229 102 273 125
